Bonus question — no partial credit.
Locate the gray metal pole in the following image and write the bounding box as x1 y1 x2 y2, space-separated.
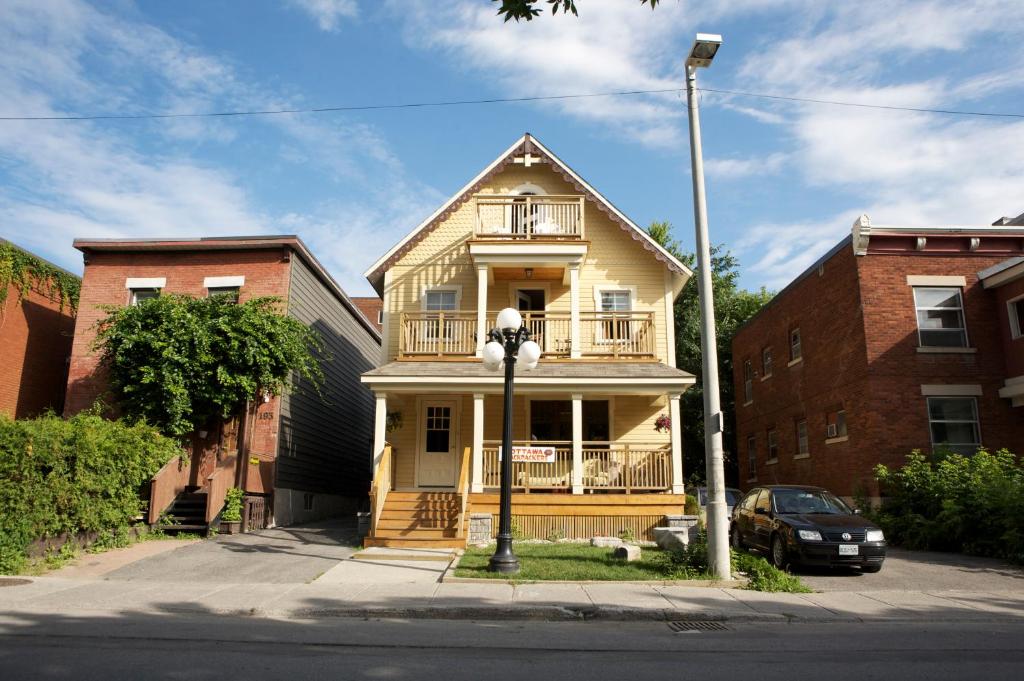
685 64 731 580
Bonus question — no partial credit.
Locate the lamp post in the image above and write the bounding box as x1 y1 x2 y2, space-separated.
482 307 542 574
684 33 731 580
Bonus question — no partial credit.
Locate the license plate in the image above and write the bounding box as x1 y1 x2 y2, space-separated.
838 544 859 556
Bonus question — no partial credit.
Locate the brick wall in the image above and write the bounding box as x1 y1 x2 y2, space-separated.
993 277 1024 379
0 282 76 418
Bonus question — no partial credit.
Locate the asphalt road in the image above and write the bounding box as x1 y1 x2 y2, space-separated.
1 613 1021 680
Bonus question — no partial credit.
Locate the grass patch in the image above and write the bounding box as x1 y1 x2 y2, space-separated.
455 543 675 581
732 550 811 593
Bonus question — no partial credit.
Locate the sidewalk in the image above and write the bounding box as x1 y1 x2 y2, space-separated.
3 573 1023 623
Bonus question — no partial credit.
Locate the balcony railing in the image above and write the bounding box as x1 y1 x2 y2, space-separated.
474 194 584 240
481 441 672 493
398 310 656 359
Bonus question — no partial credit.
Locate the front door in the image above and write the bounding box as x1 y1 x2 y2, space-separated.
417 399 459 487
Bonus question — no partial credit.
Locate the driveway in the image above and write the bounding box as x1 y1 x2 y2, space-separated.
99 520 360 584
794 548 1024 592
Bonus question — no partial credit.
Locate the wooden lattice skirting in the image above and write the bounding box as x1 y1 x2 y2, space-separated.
494 514 665 541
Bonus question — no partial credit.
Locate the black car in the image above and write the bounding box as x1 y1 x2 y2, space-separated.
731 485 886 572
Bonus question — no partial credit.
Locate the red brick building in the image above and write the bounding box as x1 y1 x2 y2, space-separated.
65 236 381 529
350 296 383 333
732 214 1024 501
0 240 78 419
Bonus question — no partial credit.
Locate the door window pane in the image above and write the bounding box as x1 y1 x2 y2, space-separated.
914 287 967 347
425 406 451 453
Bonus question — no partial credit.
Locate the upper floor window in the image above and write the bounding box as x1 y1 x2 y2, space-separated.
600 289 631 311
747 435 757 481
796 419 809 456
927 397 980 456
743 360 753 404
766 428 778 461
377 309 384 325
762 347 773 378
207 286 239 303
913 287 967 347
790 328 802 362
130 288 159 305
1009 296 1024 339
424 289 458 311
826 409 847 440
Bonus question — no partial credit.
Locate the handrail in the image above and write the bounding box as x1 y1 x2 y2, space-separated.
369 443 393 538
205 452 239 523
473 194 585 240
457 445 472 538
148 454 190 525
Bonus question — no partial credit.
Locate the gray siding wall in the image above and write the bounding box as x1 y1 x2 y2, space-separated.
278 255 380 499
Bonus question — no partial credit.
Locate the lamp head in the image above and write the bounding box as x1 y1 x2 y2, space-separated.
518 339 541 368
482 340 505 370
496 307 523 332
686 33 722 68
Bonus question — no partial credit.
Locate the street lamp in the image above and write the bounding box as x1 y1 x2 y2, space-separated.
482 307 541 574
684 32 731 580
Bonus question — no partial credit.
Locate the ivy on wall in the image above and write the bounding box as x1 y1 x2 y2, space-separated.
0 241 81 313
93 294 325 437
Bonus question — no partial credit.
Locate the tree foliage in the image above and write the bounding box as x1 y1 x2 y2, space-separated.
0 240 80 313
93 294 324 437
647 221 773 484
494 0 658 22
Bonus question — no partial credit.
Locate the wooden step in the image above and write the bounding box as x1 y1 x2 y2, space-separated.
376 519 458 531
363 536 466 549
386 491 460 501
373 528 460 539
380 500 461 511
378 509 460 520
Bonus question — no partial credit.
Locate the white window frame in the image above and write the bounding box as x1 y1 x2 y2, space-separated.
766 428 778 463
1009 294 1024 340
743 359 753 405
593 285 638 344
926 396 981 455
789 327 802 363
421 285 462 311
203 275 245 289
129 288 160 306
913 286 969 348
762 346 773 378
795 419 809 457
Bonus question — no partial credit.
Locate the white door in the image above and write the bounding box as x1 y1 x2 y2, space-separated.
417 400 459 487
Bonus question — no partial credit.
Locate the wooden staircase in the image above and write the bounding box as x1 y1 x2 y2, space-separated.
157 489 210 535
363 491 467 548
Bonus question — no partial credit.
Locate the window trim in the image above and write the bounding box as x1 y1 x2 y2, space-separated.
1009 294 1024 340
743 359 753 405
789 327 802 363
592 285 638 310
125 277 166 290
203 275 245 289
926 396 981 455
420 285 462 311
766 428 778 464
129 288 160 306
912 285 969 349
795 419 809 458
761 346 773 379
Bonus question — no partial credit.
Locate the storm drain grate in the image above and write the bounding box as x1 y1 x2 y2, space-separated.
667 620 729 632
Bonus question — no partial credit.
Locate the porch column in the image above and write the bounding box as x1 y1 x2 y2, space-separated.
476 264 488 357
373 393 388 475
569 265 581 359
669 394 684 494
572 393 583 494
472 393 485 493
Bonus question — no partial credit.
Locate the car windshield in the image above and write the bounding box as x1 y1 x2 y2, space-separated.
771 489 852 515
698 489 738 506
724 490 740 506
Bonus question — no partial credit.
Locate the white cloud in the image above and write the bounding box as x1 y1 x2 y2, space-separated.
705 152 787 179
288 0 359 32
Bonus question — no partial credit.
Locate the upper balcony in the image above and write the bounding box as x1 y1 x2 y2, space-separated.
473 194 585 240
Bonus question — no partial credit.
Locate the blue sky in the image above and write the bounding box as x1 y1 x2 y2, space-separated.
1 0 1022 296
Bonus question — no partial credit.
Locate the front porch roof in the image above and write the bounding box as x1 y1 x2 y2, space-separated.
361 361 696 395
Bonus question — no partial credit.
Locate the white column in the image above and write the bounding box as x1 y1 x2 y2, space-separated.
569 265 581 359
472 393 485 493
476 265 488 357
572 394 583 494
669 394 684 494
373 393 388 475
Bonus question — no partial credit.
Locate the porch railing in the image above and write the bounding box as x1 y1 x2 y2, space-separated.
205 452 239 523
148 454 190 525
368 443 393 537
474 194 584 240
398 310 656 359
480 441 671 493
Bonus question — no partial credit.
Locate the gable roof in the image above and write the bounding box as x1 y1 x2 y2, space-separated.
363 133 693 294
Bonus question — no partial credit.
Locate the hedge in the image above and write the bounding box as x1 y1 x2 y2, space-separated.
873 449 1024 563
0 411 180 573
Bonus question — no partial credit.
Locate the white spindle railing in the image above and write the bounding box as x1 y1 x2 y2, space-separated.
474 195 584 239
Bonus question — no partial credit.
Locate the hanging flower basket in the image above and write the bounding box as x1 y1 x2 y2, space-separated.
654 413 671 433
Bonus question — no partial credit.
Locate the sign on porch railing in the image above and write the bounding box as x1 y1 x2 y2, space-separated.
498 446 557 463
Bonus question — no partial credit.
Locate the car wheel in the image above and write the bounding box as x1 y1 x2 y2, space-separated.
730 524 744 550
770 534 789 569
861 565 882 573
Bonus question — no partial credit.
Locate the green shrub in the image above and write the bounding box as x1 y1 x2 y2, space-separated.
731 550 811 593
683 494 700 516
221 488 244 522
655 530 810 591
0 411 180 573
654 529 711 579
873 449 1024 562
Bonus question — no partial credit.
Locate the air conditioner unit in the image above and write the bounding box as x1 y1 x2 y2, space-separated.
826 423 838 439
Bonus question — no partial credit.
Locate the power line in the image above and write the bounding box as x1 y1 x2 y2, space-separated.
0 86 1021 122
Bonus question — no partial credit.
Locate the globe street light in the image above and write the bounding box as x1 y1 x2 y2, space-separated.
684 32 731 580
483 307 541 574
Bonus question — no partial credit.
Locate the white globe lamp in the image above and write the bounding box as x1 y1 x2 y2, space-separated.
482 340 505 371
496 307 523 332
518 339 541 367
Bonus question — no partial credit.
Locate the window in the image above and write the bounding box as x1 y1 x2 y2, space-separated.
424 289 458 341
762 347 773 378
754 489 771 514
740 489 758 513
207 286 239 303
767 429 778 461
927 397 980 456
598 289 633 342
130 288 159 305
377 309 384 325
1009 296 1024 339
826 409 847 440
425 405 453 453
743 360 753 404
790 328 802 362
796 419 809 456
424 289 458 311
303 493 314 511
747 435 757 480
914 287 968 347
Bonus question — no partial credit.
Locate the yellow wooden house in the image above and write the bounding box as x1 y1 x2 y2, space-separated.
360 134 696 547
